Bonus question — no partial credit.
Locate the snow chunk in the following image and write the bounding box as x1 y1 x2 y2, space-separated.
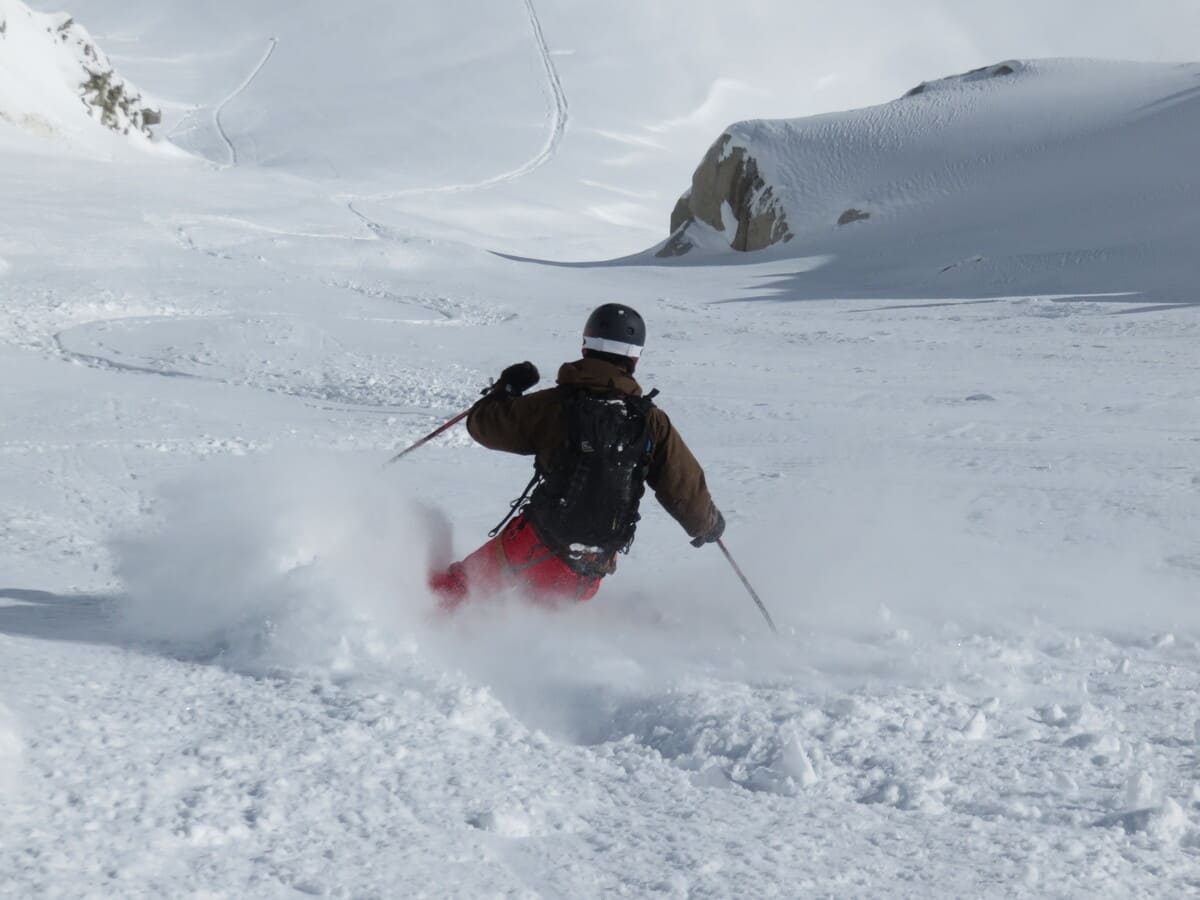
961 710 987 741
1123 770 1154 810
469 806 533 838
1094 797 1191 841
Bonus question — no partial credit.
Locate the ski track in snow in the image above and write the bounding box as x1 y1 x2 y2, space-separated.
359 0 568 201
50 313 484 413
519 0 571 173
213 37 278 168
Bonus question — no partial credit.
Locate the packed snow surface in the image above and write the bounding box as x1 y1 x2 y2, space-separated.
2 1 1200 897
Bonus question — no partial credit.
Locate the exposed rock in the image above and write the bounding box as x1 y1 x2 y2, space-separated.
837 208 870 226
658 132 792 257
904 63 1018 98
939 255 986 273
60 15 161 138
657 226 695 258
80 68 157 135
0 3 161 141
668 192 692 235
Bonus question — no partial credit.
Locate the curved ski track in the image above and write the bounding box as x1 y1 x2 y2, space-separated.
213 37 278 168
361 0 568 201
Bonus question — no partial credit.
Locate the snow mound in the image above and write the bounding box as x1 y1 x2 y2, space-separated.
0 0 161 150
658 58 1200 302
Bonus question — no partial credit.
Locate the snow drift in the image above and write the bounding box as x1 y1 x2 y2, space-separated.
659 59 1200 303
0 0 161 150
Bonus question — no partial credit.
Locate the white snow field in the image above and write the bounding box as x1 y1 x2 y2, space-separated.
3 1 1200 897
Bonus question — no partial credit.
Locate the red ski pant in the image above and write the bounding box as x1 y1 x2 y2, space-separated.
429 516 601 611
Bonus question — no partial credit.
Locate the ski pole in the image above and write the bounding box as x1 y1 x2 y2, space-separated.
383 408 471 467
717 537 778 635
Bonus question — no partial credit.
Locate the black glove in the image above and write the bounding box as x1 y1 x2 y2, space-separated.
490 361 539 397
691 509 725 547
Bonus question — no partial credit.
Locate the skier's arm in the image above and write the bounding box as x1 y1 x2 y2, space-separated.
466 388 557 456
645 409 721 539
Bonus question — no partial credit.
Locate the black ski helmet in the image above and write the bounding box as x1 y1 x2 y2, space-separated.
582 303 646 360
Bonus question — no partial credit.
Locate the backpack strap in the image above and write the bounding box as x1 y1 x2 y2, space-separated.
487 468 542 538
484 384 586 538
629 388 658 462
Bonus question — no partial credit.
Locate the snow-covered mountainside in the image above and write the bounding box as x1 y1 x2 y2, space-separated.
0 0 162 153
660 58 1200 303
2 1 1200 896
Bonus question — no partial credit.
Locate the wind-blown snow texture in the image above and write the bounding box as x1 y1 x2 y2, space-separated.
2 1 1200 897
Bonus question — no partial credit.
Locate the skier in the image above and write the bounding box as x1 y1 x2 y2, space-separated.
430 303 725 610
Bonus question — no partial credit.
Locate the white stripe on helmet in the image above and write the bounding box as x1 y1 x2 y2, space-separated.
582 335 643 358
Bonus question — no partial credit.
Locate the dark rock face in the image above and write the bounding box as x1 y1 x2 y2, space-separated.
658 133 792 257
904 62 1017 98
837 208 870 226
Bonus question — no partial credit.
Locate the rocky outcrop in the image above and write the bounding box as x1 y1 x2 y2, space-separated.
657 60 1032 257
79 66 161 136
56 12 161 138
658 133 792 257
0 1 161 142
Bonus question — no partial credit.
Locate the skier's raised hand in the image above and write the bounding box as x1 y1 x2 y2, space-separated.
491 361 540 397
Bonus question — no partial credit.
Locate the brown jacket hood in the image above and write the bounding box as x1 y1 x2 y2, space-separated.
555 358 642 397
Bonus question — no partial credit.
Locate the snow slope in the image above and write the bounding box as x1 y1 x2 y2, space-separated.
2 1 1200 897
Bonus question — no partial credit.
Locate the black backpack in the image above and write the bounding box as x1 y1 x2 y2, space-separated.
520 387 657 575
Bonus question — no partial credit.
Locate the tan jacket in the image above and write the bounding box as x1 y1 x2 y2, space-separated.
467 357 719 541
